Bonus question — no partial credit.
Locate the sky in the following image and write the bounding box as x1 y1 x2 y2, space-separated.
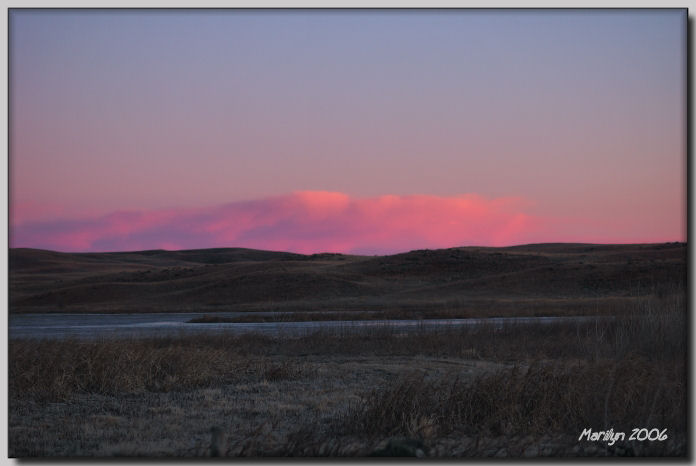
9 9 686 254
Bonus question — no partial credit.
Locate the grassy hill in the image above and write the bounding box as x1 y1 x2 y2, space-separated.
9 243 686 316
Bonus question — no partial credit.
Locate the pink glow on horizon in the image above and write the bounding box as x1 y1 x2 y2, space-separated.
9 12 685 256
10 201 107 226
9 191 683 254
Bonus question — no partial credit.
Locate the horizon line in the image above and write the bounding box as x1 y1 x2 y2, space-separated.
9 241 687 257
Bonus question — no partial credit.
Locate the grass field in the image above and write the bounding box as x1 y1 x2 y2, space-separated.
8 243 687 457
9 243 686 316
9 290 686 457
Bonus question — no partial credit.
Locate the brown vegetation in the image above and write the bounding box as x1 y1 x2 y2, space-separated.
343 360 684 439
8 243 687 457
10 243 686 315
9 289 686 457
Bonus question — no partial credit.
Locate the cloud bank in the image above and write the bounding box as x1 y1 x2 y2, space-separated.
10 191 544 254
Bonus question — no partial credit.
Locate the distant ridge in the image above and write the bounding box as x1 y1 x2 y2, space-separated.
9 243 686 315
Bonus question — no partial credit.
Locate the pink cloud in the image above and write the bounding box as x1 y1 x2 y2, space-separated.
9 191 679 254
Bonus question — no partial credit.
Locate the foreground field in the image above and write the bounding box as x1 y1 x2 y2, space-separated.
9 292 686 457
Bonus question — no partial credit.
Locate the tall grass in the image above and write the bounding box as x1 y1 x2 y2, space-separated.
339 289 686 441
8 337 309 401
10 290 685 404
341 359 685 439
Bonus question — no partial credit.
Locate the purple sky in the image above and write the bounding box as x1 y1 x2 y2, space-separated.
9 10 686 253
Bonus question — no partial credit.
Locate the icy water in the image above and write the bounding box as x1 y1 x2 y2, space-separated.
8 312 611 340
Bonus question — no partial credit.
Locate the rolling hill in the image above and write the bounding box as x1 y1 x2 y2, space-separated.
9 243 686 315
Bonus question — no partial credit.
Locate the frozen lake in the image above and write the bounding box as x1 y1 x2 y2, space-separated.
8 312 612 340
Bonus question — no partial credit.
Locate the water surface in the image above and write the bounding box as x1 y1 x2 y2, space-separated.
9 312 611 340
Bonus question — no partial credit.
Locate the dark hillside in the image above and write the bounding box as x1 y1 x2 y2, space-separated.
9 243 686 315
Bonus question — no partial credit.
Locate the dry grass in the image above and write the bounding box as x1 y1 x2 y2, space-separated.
10 290 684 403
185 295 657 324
341 359 685 439
11 243 686 315
8 338 310 401
9 289 687 457
187 308 581 324
333 290 686 454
